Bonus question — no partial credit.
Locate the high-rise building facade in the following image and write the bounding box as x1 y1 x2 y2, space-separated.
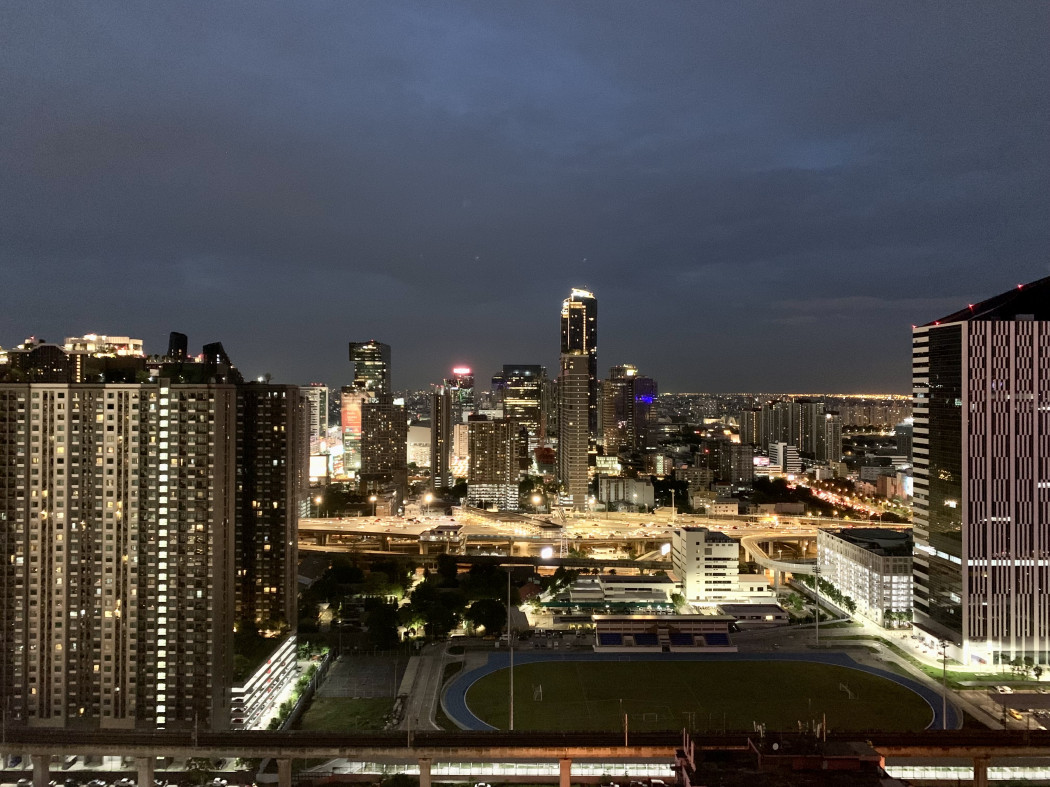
348 341 391 397
445 367 474 424
235 384 307 632
430 384 453 490
300 383 329 453
558 352 590 508
0 381 237 730
912 277 1050 664
560 288 597 439
0 337 306 731
500 364 547 447
466 416 520 510
601 364 657 454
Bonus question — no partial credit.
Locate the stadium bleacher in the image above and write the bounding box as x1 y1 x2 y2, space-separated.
633 633 659 647
669 632 694 647
598 632 623 646
703 633 731 647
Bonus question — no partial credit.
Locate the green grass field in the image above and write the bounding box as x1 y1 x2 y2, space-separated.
465 660 932 732
294 697 393 732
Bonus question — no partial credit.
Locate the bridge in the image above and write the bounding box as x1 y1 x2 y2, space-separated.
3 729 1048 787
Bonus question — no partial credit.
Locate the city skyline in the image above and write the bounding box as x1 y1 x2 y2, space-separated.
2 4 1047 393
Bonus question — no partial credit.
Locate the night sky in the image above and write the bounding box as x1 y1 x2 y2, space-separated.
2 3 1047 393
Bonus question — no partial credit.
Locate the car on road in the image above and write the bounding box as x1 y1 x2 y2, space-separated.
997 685 1014 694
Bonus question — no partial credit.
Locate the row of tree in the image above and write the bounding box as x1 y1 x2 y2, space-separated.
794 573 858 615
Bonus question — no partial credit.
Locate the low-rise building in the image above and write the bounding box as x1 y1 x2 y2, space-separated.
817 528 913 628
718 603 790 628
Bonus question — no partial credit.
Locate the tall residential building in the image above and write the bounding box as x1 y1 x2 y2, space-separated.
738 408 761 446
821 410 843 464
466 416 520 510
348 340 391 397
912 277 1050 665
235 384 307 632
560 288 598 439
300 383 329 452
430 384 453 490
558 352 590 508
0 338 305 731
797 399 826 457
360 397 408 498
601 364 657 453
500 364 547 447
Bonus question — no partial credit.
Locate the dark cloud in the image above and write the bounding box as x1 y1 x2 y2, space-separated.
1 1 1047 392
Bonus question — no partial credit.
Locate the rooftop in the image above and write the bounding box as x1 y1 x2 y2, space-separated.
926 275 1050 326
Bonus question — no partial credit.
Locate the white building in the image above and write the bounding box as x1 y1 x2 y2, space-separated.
671 527 772 605
817 528 913 628
597 476 655 510
768 441 802 474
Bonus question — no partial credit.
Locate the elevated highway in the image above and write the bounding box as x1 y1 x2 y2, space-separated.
1 729 1045 787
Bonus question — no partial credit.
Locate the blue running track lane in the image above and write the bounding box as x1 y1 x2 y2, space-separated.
442 650 960 731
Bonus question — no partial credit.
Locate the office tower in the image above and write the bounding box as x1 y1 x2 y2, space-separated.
235 384 307 632
300 383 329 452
500 364 547 447
601 364 657 453
558 352 590 508
467 416 520 510
430 384 453 489
339 387 369 471
348 340 391 397
912 277 1050 664
0 336 306 731
560 288 598 438
821 411 843 464
445 367 474 423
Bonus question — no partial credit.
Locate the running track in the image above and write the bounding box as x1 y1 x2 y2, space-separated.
442 650 960 731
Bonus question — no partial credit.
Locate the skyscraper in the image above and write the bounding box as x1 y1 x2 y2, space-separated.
500 364 547 448
430 384 453 490
558 352 590 509
300 383 329 452
560 288 598 438
601 364 657 453
912 277 1050 664
0 337 305 731
348 340 391 397
445 366 474 424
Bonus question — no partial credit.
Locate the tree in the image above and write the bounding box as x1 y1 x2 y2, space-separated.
365 599 402 649
185 759 214 786
436 553 460 587
465 598 507 636
670 593 686 612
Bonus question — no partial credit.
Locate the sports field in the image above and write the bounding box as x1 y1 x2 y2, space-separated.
464 660 933 732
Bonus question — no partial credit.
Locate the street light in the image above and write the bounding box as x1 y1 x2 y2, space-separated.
531 494 542 512
939 640 949 729
313 495 323 518
424 492 433 517
369 495 377 518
